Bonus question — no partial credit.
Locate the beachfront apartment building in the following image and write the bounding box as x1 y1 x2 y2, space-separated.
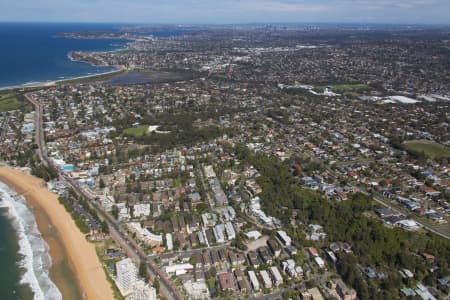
130 280 158 300
127 222 163 247
116 258 138 296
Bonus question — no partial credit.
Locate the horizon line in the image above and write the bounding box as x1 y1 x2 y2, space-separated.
1 21 450 27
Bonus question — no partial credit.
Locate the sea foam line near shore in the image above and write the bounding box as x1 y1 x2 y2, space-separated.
0 66 124 92
0 48 128 92
0 181 62 300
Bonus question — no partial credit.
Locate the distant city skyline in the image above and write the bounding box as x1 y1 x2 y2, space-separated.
0 0 449 24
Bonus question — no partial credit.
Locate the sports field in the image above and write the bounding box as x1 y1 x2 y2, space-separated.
404 140 450 160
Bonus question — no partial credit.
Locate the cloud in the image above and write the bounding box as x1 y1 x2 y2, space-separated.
239 1 328 13
0 0 449 24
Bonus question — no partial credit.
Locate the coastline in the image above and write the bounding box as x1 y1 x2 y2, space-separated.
0 167 115 300
0 39 131 92
0 66 126 92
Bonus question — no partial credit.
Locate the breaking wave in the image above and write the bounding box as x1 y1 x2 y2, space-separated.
0 182 62 300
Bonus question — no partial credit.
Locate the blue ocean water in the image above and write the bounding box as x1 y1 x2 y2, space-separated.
0 182 61 300
0 23 126 88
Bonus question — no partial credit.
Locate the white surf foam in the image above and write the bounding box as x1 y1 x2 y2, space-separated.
0 182 62 300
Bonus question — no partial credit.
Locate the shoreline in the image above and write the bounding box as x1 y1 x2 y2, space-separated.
0 167 115 300
0 39 132 92
0 66 126 92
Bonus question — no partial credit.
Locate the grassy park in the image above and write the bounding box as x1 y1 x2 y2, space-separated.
123 125 150 137
404 140 450 160
0 91 22 112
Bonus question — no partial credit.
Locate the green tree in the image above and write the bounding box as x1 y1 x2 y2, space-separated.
153 279 160 293
99 178 105 189
139 262 149 282
111 205 119 219
101 220 109 233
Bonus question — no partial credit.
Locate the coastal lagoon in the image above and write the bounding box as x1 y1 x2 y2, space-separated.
0 23 126 89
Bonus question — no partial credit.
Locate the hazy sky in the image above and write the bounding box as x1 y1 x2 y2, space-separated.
0 0 449 24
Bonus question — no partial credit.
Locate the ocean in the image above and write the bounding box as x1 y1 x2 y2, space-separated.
0 23 126 89
0 182 61 300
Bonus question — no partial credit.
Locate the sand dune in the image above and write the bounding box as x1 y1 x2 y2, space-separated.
0 167 115 300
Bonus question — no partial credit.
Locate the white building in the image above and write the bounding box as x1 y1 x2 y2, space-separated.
245 230 262 240
129 280 158 300
270 266 283 286
260 270 272 289
204 165 216 178
282 259 303 278
116 258 138 296
128 223 163 246
213 224 225 243
183 280 210 299
166 233 173 251
276 230 292 246
248 271 260 291
395 219 421 231
224 222 236 240
165 264 194 276
133 203 151 218
314 256 326 269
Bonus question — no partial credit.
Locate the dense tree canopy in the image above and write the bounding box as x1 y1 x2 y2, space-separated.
234 144 450 299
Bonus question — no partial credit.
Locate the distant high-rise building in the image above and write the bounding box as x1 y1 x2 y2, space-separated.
116 258 138 295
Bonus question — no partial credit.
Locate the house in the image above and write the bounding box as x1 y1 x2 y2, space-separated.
218 272 236 292
285 245 298 256
202 252 211 269
276 230 292 246
375 207 397 218
282 259 303 278
160 253 178 265
229 251 245 267
245 230 262 240
183 280 210 299
260 270 272 289
422 253 436 262
301 287 325 300
248 271 260 291
234 269 245 280
192 252 203 269
210 250 221 267
399 268 414 279
326 251 338 264
189 233 198 247
267 239 282 257
308 247 319 257
248 251 260 269
395 219 421 231
270 266 283 286
333 279 357 300
213 224 225 243
165 264 194 276
237 279 251 293
166 233 173 251
366 267 377 279
235 253 246 265
258 246 273 265
175 232 188 249
225 222 236 240
314 257 326 269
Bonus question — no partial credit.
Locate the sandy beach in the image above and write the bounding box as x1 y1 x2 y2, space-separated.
0 167 114 300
